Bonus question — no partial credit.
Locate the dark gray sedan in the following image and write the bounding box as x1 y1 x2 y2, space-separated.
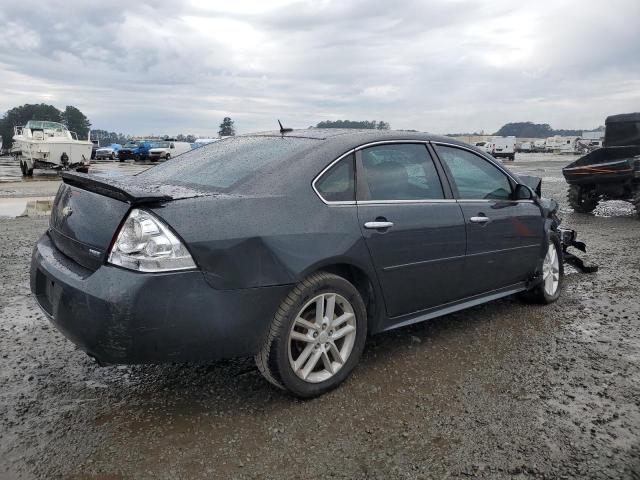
31 129 564 397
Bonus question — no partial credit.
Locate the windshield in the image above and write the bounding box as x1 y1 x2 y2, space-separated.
152 141 171 148
26 120 66 131
123 142 139 148
138 136 320 191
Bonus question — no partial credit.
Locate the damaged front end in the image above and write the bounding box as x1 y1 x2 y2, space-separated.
556 228 598 274
521 175 598 274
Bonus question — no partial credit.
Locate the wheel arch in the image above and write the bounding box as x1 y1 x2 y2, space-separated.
302 261 384 335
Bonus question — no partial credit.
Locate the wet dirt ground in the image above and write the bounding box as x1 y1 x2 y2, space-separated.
0 154 638 479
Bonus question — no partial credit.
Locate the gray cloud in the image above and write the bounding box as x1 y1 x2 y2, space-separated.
0 0 638 136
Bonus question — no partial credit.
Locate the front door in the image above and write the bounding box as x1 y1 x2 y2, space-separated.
356 143 467 318
433 144 544 297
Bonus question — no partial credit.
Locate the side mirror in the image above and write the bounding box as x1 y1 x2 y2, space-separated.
514 183 535 200
170 143 175 149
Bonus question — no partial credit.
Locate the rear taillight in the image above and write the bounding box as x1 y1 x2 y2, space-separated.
107 209 196 272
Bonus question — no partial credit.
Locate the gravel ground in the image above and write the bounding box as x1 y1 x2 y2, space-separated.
0 155 639 479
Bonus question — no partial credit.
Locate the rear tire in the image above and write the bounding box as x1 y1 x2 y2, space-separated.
19 160 26 176
521 234 563 304
256 272 367 398
568 185 598 213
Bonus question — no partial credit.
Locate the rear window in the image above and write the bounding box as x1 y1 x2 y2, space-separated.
138 136 320 191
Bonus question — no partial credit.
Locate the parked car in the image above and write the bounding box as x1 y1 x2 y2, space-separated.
95 144 122 160
148 140 192 161
474 140 494 154
533 139 547 152
32 130 575 397
118 140 153 161
517 142 532 153
491 136 516 161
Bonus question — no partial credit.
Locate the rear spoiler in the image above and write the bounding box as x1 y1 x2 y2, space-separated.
62 172 173 205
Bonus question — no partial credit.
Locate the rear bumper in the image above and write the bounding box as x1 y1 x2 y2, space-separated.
30 233 291 364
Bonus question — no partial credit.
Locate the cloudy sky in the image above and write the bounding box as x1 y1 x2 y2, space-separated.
1 0 639 136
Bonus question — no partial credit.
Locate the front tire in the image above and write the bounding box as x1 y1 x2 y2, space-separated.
568 185 598 213
522 235 563 304
256 272 367 398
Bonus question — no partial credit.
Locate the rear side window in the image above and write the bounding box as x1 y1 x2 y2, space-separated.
315 153 355 202
435 145 512 200
359 144 444 201
138 136 320 191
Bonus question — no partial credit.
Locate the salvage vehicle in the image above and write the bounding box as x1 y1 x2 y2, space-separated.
491 136 516 161
118 140 153 161
563 112 640 216
95 144 122 160
31 129 590 397
148 140 192 161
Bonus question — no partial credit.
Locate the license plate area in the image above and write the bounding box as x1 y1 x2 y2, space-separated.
35 269 55 316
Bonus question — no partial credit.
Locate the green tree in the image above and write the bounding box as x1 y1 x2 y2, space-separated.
61 105 91 140
0 103 62 149
218 117 236 136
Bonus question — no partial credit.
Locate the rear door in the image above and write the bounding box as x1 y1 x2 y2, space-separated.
432 143 544 297
355 142 466 318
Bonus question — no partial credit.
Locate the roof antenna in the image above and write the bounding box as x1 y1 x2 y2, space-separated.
278 119 293 135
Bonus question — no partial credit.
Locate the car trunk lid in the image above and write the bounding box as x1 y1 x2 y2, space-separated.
49 172 209 271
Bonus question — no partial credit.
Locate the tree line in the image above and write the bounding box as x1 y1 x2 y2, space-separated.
0 104 237 149
315 120 391 130
0 103 92 149
495 121 604 138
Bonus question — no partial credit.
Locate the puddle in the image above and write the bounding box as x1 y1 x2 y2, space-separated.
0 197 54 218
0 155 153 183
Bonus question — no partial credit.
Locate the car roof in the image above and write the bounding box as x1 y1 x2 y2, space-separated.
246 128 463 145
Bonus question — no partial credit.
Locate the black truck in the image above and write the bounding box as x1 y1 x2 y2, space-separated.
563 113 640 216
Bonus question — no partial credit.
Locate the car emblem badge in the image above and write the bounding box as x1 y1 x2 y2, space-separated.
62 206 73 218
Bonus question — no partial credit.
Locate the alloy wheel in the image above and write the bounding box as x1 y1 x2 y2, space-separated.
542 243 560 296
288 293 357 383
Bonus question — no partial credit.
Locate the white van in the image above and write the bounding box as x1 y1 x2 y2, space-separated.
474 141 494 154
491 136 516 161
148 140 193 161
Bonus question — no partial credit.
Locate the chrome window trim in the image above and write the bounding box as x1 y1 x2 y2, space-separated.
355 139 430 150
312 139 532 206
311 149 357 206
455 199 536 204
357 199 456 205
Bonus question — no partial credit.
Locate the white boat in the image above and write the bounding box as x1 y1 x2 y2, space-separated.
12 120 92 176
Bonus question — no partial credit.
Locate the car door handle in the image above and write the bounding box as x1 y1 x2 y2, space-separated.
364 221 394 229
469 216 490 224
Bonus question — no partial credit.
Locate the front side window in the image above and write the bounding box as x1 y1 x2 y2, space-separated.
315 153 355 202
435 145 512 200
358 144 444 201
